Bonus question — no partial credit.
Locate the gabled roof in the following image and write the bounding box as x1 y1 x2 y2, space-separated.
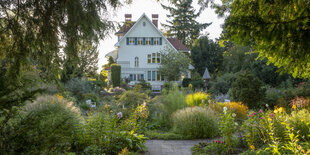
203 68 211 79
115 22 136 35
167 38 189 51
114 13 181 52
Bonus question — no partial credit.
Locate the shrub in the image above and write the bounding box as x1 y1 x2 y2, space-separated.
158 84 187 128
182 78 191 87
0 95 81 154
65 78 93 101
172 107 219 139
118 89 149 109
111 64 121 87
186 92 210 107
75 113 146 155
231 71 265 109
224 102 248 120
288 109 310 141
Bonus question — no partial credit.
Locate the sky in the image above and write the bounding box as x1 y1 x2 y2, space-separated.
97 0 224 72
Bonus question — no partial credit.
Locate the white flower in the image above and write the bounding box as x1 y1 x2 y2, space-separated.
232 113 236 117
235 122 238 126
223 107 228 112
223 107 228 114
266 104 269 107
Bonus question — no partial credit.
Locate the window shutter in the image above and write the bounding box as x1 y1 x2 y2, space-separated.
143 37 146 45
135 37 137 45
151 38 154 45
126 37 129 45
159 37 162 45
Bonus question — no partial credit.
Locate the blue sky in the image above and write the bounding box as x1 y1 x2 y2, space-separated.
98 0 224 71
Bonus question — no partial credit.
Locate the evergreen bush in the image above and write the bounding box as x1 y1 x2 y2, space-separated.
111 64 121 87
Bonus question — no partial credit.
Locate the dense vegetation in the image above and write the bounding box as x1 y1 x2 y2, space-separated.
1 0 309 154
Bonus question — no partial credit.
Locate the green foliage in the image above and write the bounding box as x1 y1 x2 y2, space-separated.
209 72 236 95
182 78 191 87
74 112 146 155
191 35 224 75
191 141 226 155
161 0 211 47
219 108 238 153
65 78 93 101
186 92 210 107
218 0 310 78
0 95 81 154
145 130 184 140
111 64 121 87
231 71 265 109
118 88 149 110
120 103 149 134
288 109 310 141
158 48 191 81
172 107 219 139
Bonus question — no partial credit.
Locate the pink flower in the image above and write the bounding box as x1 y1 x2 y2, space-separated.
117 112 123 119
269 113 275 118
260 117 263 119
259 109 263 113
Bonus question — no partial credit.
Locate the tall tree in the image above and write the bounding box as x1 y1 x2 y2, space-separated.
162 0 211 47
0 0 123 109
191 36 224 75
158 47 191 81
200 0 310 79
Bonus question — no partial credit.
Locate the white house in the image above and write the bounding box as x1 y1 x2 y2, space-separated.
105 13 193 90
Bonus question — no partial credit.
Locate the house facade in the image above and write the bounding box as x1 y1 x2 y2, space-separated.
106 13 192 89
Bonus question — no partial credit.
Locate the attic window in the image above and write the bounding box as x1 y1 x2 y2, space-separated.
143 22 146 27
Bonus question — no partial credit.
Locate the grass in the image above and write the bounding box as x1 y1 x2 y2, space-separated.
145 130 186 140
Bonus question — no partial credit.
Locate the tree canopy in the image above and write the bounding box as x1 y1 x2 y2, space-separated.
191 36 224 75
162 0 211 47
201 0 310 79
0 0 123 108
158 47 191 81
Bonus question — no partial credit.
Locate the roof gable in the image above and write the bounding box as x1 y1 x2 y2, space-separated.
115 13 178 51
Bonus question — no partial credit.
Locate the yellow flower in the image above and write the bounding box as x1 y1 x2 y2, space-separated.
292 104 297 109
274 107 285 113
268 117 272 122
250 145 255 150
55 94 63 100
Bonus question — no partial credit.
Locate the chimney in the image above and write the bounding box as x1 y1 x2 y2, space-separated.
125 14 132 22
152 14 158 27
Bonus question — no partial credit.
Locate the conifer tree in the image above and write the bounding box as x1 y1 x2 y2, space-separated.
162 0 211 47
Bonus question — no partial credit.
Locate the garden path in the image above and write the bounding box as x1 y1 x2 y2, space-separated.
143 139 213 155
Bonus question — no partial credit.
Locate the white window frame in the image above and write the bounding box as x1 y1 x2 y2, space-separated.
129 37 135 45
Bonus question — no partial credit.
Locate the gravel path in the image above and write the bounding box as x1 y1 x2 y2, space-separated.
143 139 213 155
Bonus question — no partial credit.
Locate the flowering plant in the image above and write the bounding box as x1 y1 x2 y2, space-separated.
219 107 238 153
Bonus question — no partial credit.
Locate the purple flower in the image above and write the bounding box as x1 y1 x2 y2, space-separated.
117 112 123 119
260 117 263 119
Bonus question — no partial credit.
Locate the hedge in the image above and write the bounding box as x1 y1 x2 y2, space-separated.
111 64 121 87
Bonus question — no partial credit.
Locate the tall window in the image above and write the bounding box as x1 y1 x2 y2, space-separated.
146 38 151 45
148 53 161 64
137 38 143 45
157 53 161 63
134 57 139 67
148 54 151 63
147 71 164 81
148 71 151 81
129 38 135 45
153 38 159 45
